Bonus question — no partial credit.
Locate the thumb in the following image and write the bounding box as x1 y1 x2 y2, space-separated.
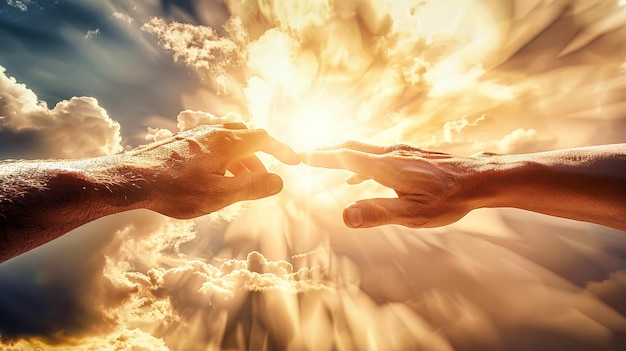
343 198 411 228
220 173 284 205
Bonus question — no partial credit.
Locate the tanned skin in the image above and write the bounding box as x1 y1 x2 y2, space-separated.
1 125 624 263
300 142 626 231
0 124 299 263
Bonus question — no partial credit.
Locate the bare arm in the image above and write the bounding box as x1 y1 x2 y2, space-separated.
299 143 626 231
0 124 299 263
476 145 626 230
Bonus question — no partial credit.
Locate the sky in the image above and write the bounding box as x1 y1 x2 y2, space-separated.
1 0 626 350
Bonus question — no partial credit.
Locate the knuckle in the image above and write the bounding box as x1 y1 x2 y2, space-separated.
387 146 421 159
388 144 418 152
223 122 248 130
209 129 240 148
222 130 240 142
471 150 498 158
251 128 269 137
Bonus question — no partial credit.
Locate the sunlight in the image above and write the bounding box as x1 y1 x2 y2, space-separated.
280 97 349 148
5 0 625 350
247 78 360 150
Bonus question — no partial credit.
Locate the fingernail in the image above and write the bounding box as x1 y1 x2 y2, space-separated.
345 207 364 227
267 176 283 194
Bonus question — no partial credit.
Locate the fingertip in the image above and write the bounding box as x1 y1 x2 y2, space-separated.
297 151 312 164
266 174 284 195
270 141 300 165
274 152 300 166
283 150 301 165
343 205 364 228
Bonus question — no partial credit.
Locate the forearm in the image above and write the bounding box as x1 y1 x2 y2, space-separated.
0 155 154 263
472 144 626 230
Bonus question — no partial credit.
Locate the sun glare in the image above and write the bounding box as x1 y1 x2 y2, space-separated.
283 101 348 148
266 96 357 191
252 86 361 150
8 0 626 350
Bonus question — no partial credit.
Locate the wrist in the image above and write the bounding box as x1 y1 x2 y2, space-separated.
78 153 157 213
464 154 545 210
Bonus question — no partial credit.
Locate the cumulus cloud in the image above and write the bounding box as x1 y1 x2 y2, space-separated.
86 328 169 351
144 127 173 142
97 242 335 350
495 128 543 154
151 251 327 297
586 270 626 315
141 17 248 94
0 65 123 158
434 115 553 154
442 115 488 144
144 110 244 142
175 110 244 131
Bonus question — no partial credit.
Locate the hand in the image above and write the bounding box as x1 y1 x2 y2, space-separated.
300 141 480 228
128 123 300 219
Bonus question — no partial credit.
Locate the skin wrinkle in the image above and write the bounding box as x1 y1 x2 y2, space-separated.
0 125 299 263
300 143 626 230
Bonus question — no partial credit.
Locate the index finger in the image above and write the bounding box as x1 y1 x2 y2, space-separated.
316 141 449 157
298 149 398 187
315 141 388 154
234 129 300 165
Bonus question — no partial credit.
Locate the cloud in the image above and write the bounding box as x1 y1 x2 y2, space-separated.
145 0 623 154
85 28 101 39
586 270 626 315
112 11 133 25
150 251 327 299
144 127 173 142
433 115 552 154
6 0 31 12
130 3 626 349
495 128 543 154
442 115 488 144
175 110 243 131
141 17 248 94
144 110 244 142
3 1 626 350
0 65 123 158
86 328 169 351
96 244 333 350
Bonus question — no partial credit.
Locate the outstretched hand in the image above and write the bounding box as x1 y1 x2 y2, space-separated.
0 123 300 262
128 123 300 219
299 141 479 228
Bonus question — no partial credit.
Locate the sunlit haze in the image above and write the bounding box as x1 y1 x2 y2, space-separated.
0 0 625 350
